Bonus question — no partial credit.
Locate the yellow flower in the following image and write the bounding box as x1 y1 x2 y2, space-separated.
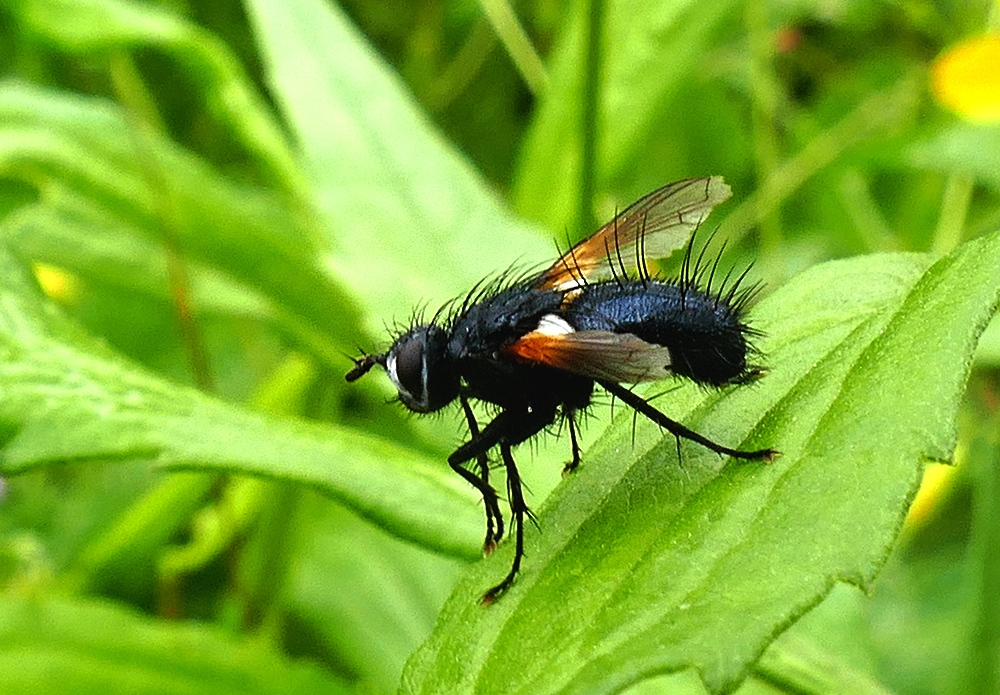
904 461 955 530
931 34 1000 122
33 262 83 304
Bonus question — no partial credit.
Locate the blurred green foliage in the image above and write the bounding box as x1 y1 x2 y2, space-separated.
0 0 998 694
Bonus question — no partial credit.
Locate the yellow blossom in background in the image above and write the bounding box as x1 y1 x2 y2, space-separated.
33 262 83 304
904 461 957 530
931 33 1000 122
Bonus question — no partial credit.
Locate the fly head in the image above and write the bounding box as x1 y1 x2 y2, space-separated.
347 324 459 413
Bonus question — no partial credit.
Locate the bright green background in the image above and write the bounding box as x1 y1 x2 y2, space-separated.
0 0 998 694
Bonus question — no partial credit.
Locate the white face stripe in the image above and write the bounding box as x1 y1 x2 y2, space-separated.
386 345 430 410
535 314 575 336
385 353 406 396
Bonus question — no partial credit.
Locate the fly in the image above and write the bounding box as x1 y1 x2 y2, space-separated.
346 177 777 604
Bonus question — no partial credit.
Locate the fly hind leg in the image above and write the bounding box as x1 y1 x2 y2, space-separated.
598 379 778 461
481 441 533 605
561 410 582 475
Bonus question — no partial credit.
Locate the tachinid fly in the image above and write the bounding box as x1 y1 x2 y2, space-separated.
346 177 777 604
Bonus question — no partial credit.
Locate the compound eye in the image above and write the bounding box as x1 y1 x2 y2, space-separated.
392 336 426 402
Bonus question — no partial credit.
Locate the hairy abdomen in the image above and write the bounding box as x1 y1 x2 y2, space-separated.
564 281 753 386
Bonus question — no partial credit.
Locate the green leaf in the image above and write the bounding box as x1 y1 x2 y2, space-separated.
61 472 216 592
9 0 304 193
244 0 552 323
286 495 462 694
0 245 481 560
0 595 351 695
0 80 365 369
401 230 1000 695
0 461 166 580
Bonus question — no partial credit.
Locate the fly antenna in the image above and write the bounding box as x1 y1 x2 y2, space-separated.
345 352 385 382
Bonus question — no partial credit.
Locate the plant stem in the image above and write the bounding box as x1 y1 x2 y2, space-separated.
838 169 898 251
478 0 549 95
931 174 974 255
430 20 496 111
719 75 920 246
746 0 783 254
756 633 897 695
578 0 603 237
109 51 215 392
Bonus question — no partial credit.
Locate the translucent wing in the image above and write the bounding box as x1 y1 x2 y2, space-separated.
505 329 673 383
535 177 732 292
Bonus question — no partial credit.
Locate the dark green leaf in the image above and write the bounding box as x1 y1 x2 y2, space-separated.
10 0 302 191
0 81 365 369
0 595 351 695
286 495 462 693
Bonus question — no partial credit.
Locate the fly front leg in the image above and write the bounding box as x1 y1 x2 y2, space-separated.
455 392 504 553
449 404 555 604
449 409 514 569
